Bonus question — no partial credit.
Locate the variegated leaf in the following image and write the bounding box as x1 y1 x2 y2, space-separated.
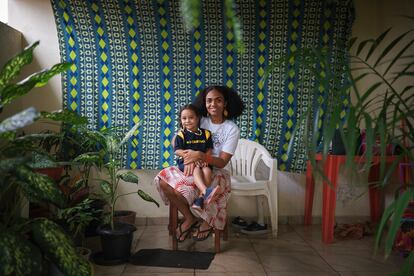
30 219 91 276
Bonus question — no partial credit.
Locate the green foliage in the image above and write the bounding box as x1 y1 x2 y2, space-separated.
77 121 159 229
118 171 139 184
266 17 414 272
0 41 91 275
57 198 100 244
15 166 66 208
180 0 243 52
0 232 43 276
30 219 91 276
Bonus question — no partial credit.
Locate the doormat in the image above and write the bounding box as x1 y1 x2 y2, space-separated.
129 248 215 269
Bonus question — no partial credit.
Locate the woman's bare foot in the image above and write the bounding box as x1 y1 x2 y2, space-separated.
176 217 197 242
193 221 213 241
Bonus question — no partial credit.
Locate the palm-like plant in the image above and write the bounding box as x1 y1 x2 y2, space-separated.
0 42 91 276
349 19 414 274
265 17 414 274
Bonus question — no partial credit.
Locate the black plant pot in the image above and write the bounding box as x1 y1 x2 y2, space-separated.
95 222 136 264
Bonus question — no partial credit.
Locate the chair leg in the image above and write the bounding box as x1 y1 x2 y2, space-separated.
170 204 228 253
214 228 221 253
168 204 174 235
256 196 265 225
266 195 278 238
223 222 228 241
170 204 178 250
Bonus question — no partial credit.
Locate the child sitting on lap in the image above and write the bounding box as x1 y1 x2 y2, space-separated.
174 104 221 213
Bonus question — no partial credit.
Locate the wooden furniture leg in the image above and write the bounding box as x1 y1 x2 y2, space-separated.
322 155 341 243
169 204 227 253
368 164 383 224
304 160 315 225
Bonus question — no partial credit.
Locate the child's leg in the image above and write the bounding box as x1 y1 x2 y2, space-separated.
193 166 207 195
202 167 212 187
202 167 222 204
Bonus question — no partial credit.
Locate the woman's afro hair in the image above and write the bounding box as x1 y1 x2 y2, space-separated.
193 85 245 119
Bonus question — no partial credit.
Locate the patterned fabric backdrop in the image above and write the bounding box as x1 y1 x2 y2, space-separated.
51 0 354 171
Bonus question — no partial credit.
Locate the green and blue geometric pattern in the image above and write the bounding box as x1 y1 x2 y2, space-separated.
51 0 353 171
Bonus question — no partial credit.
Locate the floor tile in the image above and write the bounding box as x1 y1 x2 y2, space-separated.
316 248 404 272
89 223 407 276
93 264 125 276
259 252 336 273
196 253 266 273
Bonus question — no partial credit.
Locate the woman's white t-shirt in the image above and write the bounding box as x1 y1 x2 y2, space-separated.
200 117 240 157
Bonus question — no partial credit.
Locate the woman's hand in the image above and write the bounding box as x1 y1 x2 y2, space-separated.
195 160 208 167
183 162 195 176
183 150 204 164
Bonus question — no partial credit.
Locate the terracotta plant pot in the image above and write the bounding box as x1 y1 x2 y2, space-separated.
35 167 64 182
76 247 92 260
114 210 136 225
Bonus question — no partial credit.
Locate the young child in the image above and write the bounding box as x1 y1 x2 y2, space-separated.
174 104 221 212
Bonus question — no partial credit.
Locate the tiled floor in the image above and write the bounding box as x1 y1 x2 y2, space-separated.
91 224 407 275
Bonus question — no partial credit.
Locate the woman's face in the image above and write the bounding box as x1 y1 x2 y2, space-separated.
205 89 226 119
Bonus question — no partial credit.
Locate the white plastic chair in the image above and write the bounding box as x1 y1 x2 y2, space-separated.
229 138 278 237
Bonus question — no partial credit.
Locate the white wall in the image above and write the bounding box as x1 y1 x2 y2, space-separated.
6 0 414 221
8 0 62 134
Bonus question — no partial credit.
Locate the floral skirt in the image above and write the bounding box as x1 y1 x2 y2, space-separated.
153 166 231 230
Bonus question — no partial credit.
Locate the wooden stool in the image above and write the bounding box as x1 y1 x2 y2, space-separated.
168 204 228 253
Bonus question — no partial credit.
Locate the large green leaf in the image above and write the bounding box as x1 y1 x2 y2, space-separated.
0 157 27 174
16 166 66 208
118 171 139 184
180 0 201 32
365 28 391 61
0 41 39 91
100 180 112 195
0 107 40 134
30 219 91 276
40 109 88 126
137 189 159 207
0 232 43 276
73 152 102 166
27 152 58 169
1 62 72 107
224 0 244 52
120 121 143 148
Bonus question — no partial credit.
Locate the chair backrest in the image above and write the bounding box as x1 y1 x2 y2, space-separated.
229 139 276 182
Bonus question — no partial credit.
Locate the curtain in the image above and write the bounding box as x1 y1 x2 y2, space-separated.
51 0 354 171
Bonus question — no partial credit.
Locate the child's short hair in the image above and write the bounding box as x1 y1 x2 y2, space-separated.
178 104 201 128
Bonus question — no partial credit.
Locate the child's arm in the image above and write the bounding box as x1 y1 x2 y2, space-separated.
175 149 186 158
173 131 186 157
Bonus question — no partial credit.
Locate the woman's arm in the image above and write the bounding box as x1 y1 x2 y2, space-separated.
204 151 232 169
184 150 232 169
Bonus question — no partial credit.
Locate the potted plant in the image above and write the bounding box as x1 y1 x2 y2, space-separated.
0 42 91 275
56 197 102 260
14 104 92 219
74 124 159 264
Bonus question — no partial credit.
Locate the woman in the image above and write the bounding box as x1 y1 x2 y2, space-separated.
154 85 245 241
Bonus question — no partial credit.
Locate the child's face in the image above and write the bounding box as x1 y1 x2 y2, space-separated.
180 109 199 132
